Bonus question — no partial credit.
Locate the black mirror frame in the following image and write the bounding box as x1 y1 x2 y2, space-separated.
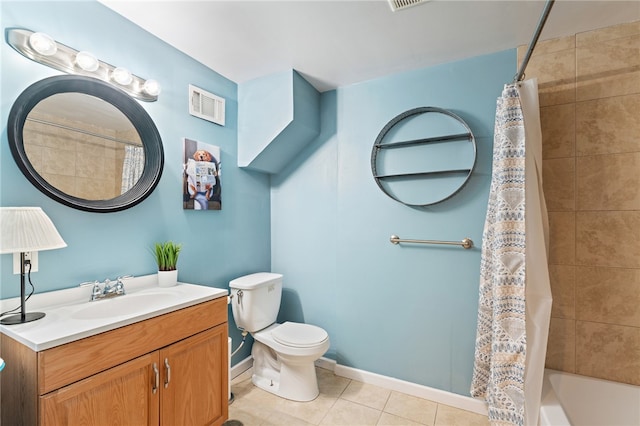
7 75 164 213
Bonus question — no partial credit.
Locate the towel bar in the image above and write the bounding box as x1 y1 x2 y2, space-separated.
390 234 473 249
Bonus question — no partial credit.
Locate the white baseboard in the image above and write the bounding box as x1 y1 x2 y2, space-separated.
321 358 488 415
230 355 253 380
231 355 487 416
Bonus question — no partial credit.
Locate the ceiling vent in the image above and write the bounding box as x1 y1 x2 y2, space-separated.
189 84 225 126
388 0 430 12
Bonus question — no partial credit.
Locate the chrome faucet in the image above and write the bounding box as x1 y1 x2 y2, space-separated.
80 276 131 301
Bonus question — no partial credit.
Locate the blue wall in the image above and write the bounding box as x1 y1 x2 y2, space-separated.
0 1 270 359
1 0 517 398
271 51 515 395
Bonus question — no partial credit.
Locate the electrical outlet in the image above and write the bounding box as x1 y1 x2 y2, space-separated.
13 251 39 274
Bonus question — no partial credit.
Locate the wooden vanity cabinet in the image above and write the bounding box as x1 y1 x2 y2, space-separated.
1 297 228 426
40 352 160 425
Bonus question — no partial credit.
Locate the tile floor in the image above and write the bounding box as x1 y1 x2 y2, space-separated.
226 367 490 426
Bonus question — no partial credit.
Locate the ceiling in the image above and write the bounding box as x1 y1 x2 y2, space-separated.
100 0 640 92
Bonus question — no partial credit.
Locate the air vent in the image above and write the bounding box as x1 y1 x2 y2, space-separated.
189 84 225 126
388 0 430 12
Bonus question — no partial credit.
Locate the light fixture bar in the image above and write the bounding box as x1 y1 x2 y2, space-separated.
6 28 159 102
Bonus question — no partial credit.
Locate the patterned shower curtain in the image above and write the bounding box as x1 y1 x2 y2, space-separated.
471 79 552 426
121 145 144 194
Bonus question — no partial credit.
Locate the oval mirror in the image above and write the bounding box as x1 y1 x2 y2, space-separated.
7 75 164 213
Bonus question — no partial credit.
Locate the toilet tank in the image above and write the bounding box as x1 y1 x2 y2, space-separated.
229 272 282 332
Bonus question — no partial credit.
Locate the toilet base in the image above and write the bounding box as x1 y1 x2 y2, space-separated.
251 341 320 402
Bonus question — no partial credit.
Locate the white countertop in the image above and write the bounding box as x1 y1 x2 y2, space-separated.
0 274 228 351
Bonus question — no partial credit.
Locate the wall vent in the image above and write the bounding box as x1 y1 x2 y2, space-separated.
387 0 430 12
189 84 225 126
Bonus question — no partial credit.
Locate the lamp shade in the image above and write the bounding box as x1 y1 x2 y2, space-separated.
0 207 67 254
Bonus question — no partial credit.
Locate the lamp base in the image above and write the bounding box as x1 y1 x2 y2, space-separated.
0 312 46 325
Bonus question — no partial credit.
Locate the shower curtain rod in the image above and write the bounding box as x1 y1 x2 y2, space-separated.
513 0 556 83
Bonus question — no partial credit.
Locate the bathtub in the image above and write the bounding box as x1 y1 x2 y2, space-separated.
539 369 640 426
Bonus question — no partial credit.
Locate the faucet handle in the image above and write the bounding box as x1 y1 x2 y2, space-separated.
114 277 128 295
80 281 102 300
103 278 113 292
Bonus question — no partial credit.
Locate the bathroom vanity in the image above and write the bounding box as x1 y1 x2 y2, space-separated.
0 276 229 426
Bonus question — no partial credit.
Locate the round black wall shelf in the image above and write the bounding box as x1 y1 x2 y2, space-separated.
371 107 477 207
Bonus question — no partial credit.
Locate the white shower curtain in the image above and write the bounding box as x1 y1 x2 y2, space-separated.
121 145 144 194
471 79 552 426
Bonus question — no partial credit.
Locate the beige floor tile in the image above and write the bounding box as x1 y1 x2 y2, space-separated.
383 391 437 426
376 412 425 426
320 399 382 426
231 383 284 413
340 380 391 410
434 404 490 426
317 367 351 398
231 370 256 400
229 367 489 426
276 394 340 425
227 404 271 426
264 410 316 426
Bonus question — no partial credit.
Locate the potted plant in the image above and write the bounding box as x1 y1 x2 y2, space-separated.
152 241 182 287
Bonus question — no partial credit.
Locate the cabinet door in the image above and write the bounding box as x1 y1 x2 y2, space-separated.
40 352 160 426
160 325 228 426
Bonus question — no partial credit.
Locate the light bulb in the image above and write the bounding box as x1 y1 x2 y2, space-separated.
142 79 161 96
111 67 133 86
75 51 99 72
29 32 57 56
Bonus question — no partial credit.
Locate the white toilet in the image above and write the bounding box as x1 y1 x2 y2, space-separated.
229 272 330 402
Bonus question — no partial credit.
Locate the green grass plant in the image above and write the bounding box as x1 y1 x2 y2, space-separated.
152 241 182 271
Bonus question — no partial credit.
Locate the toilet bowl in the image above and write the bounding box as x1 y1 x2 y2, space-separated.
252 322 329 401
229 273 330 402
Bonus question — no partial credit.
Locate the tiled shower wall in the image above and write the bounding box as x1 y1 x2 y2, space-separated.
518 20 640 386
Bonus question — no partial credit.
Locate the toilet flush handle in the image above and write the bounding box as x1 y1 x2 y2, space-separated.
236 289 243 304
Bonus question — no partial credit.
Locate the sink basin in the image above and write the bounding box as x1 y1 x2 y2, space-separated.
71 292 176 320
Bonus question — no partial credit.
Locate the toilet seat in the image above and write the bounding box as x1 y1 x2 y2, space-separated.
272 321 328 348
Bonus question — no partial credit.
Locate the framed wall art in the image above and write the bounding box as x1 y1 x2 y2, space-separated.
182 138 221 210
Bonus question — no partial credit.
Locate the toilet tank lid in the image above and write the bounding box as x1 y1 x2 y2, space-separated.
230 272 283 290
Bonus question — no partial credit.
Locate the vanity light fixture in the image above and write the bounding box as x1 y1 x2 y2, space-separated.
112 67 133 86
75 50 100 72
29 32 57 56
143 79 162 97
6 28 160 102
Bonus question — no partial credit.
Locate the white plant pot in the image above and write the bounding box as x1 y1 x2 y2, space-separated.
158 269 178 287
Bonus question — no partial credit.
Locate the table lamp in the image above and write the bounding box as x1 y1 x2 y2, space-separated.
0 207 67 324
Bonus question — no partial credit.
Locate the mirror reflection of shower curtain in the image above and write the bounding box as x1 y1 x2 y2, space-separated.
121 145 144 194
471 79 552 426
